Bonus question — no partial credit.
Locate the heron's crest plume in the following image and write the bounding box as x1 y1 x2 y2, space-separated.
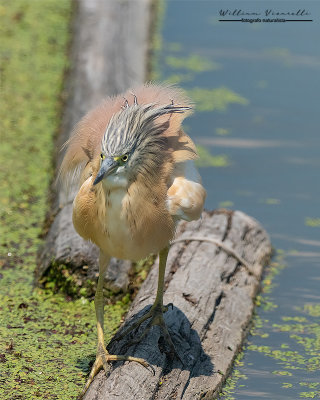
101 100 191 157
60 83 197 191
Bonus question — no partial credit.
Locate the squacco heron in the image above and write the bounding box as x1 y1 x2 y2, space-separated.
60 84 206 396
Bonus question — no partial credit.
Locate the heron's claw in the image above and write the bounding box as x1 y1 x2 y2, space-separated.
114 302 182 362
78 350 106 399
78 343 154 399
115 302 172 342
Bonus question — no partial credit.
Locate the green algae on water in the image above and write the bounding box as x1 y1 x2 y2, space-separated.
149 0 166 81
218 201 234 209
0 2 129 399
163 73 193 84
305 217 320 227
187 87 249 112
220 251 320 400
165 54 220 72
215 127 230 136
196 146 230 168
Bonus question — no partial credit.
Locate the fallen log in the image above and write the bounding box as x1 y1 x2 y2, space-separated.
36 0 153 292
83 209 272 400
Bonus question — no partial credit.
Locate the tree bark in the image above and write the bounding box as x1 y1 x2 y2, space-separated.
83 209 272 400
36 0 152 291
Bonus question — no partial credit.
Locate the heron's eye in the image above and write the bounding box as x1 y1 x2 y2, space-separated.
121 154 128 163
100 153 105 160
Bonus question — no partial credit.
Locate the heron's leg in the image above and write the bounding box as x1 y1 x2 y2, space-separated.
115 247 178 357
154 246 169 310
79 252 153 399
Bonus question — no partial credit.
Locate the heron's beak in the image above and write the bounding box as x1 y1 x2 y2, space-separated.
93 157 118 185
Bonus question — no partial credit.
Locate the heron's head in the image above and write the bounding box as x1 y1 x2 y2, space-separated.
93 97 191 187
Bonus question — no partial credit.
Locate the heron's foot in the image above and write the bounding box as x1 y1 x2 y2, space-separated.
78 343 154 399
115 302 180 360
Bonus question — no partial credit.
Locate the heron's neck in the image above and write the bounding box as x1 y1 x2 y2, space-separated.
102 173 129 190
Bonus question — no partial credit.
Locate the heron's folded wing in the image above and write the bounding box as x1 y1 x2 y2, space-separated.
167 161 206 221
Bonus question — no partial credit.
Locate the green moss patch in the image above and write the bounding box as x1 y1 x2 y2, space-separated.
40 261 97 299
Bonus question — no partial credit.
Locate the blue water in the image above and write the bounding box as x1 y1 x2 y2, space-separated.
157 1 320 399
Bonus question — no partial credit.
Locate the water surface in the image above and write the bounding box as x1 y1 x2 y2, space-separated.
156 1 320 398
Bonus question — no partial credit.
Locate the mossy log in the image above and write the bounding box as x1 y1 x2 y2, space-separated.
83 209 271 400
36 0 152 292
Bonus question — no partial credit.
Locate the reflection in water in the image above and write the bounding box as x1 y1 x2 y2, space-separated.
202 48 320 69
272 234 320 248
285 157 320 166
197 138 300 148
157 1 320 399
